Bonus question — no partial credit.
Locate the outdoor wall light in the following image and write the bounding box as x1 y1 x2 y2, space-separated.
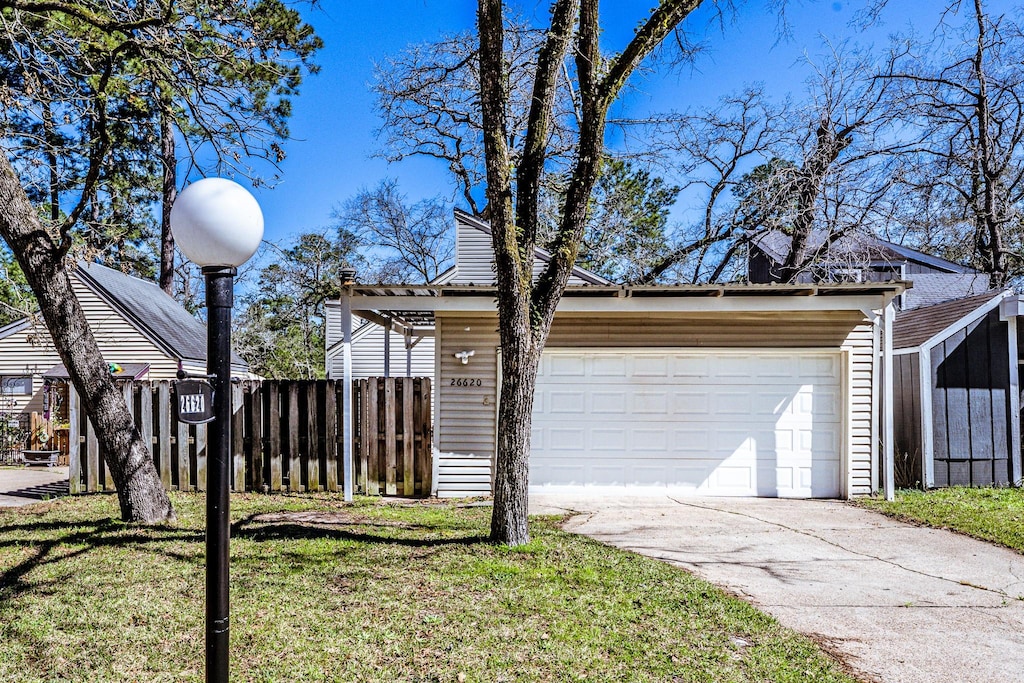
170 177 263 683
454 350 475 364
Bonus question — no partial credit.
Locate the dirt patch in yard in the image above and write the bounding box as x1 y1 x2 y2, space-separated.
249 510 414 528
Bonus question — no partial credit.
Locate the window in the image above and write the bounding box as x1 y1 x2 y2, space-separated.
0 376 32 395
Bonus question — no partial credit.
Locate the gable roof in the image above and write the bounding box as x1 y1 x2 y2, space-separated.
892 290 1007 350
752 230 976 275
0 317 31 342
452 209 610 286
74 261 247 367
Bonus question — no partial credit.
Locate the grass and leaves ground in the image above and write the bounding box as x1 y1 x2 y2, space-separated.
0 493 855 682
858 487 1024 553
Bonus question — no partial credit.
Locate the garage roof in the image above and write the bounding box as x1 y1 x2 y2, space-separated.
342 281 906 334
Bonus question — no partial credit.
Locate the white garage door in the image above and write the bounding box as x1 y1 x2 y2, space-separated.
530 350 844 497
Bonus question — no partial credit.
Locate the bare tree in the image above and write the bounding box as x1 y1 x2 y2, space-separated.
633 86 788 284
373 19 578 216
334 180 454 283
885 0 1024 286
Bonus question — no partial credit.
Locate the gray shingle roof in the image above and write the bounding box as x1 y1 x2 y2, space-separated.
752 230 976 274
892 290 1005 350
74 261 247 368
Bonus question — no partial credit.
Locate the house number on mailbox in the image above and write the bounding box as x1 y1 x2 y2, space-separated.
176 379 216 424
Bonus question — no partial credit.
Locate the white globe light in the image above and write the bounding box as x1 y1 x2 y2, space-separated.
170 178 264 268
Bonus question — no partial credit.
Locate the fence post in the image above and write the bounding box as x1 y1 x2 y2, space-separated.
250 381 264 491
68 385 81 494
86 415 99 493
157 382 172 490
195 423 207 492
136 382 157 487
177 398 191 492
288 382 301 492
325 380 338 492
306 382 319 491
384 378 397 495
420 378 432 496
402 377 414 496
267 382 282 491
232 382 245 492
367 378 380 495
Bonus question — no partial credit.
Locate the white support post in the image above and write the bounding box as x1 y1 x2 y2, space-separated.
341 286 354 502
1008 315 1022 485
919 349 934 489
883 301 895 501
383 326 390 378
405 329 413 377
870 310 881 493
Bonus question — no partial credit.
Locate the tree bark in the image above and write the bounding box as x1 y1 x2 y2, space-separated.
159 90 176 295
0 153 174 524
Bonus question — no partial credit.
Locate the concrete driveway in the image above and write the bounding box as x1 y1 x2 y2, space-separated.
531 494 1024 683
0 465 70 507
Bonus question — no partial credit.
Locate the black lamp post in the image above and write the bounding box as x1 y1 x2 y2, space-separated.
170 178 264 683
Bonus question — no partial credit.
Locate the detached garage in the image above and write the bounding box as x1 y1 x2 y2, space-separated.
343 281 903 501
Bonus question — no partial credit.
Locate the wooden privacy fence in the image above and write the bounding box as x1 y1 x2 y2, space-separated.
68 378 432 497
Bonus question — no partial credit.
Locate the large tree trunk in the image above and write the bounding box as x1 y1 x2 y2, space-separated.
0 154 174 524
490 337 541 545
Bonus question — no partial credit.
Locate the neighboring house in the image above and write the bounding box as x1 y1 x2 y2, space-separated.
0 261 251 424
748 230 991 310
892 290 1023 488
337 212 904 499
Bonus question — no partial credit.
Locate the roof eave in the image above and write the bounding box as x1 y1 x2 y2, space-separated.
913 290 1010 352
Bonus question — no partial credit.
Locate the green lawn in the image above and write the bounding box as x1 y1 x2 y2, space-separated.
0 493 856 683
858 487 1024 553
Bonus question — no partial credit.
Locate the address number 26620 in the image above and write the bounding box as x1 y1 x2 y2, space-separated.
450 378 483 387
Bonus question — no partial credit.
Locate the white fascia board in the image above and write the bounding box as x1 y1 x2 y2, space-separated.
999 294 1024 321
350 293 890 315
919 291 1009 353
0 317 31 341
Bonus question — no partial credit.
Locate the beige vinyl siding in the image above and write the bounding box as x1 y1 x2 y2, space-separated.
434 314 498 497
328 323 435 379
324 302 342 350
846 321 875 496
0 320 55 414
72 276 183 378
436 314 499 455
449 217 599 286
324 307 435 380
436 310 877 498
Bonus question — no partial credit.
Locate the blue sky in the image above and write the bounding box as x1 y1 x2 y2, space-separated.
245 0 996 247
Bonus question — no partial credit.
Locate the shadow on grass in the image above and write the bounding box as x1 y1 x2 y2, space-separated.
1 507 489 604
0 518 203 602
232 514 488 548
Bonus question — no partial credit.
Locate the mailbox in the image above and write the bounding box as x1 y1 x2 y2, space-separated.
176 379 215 424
